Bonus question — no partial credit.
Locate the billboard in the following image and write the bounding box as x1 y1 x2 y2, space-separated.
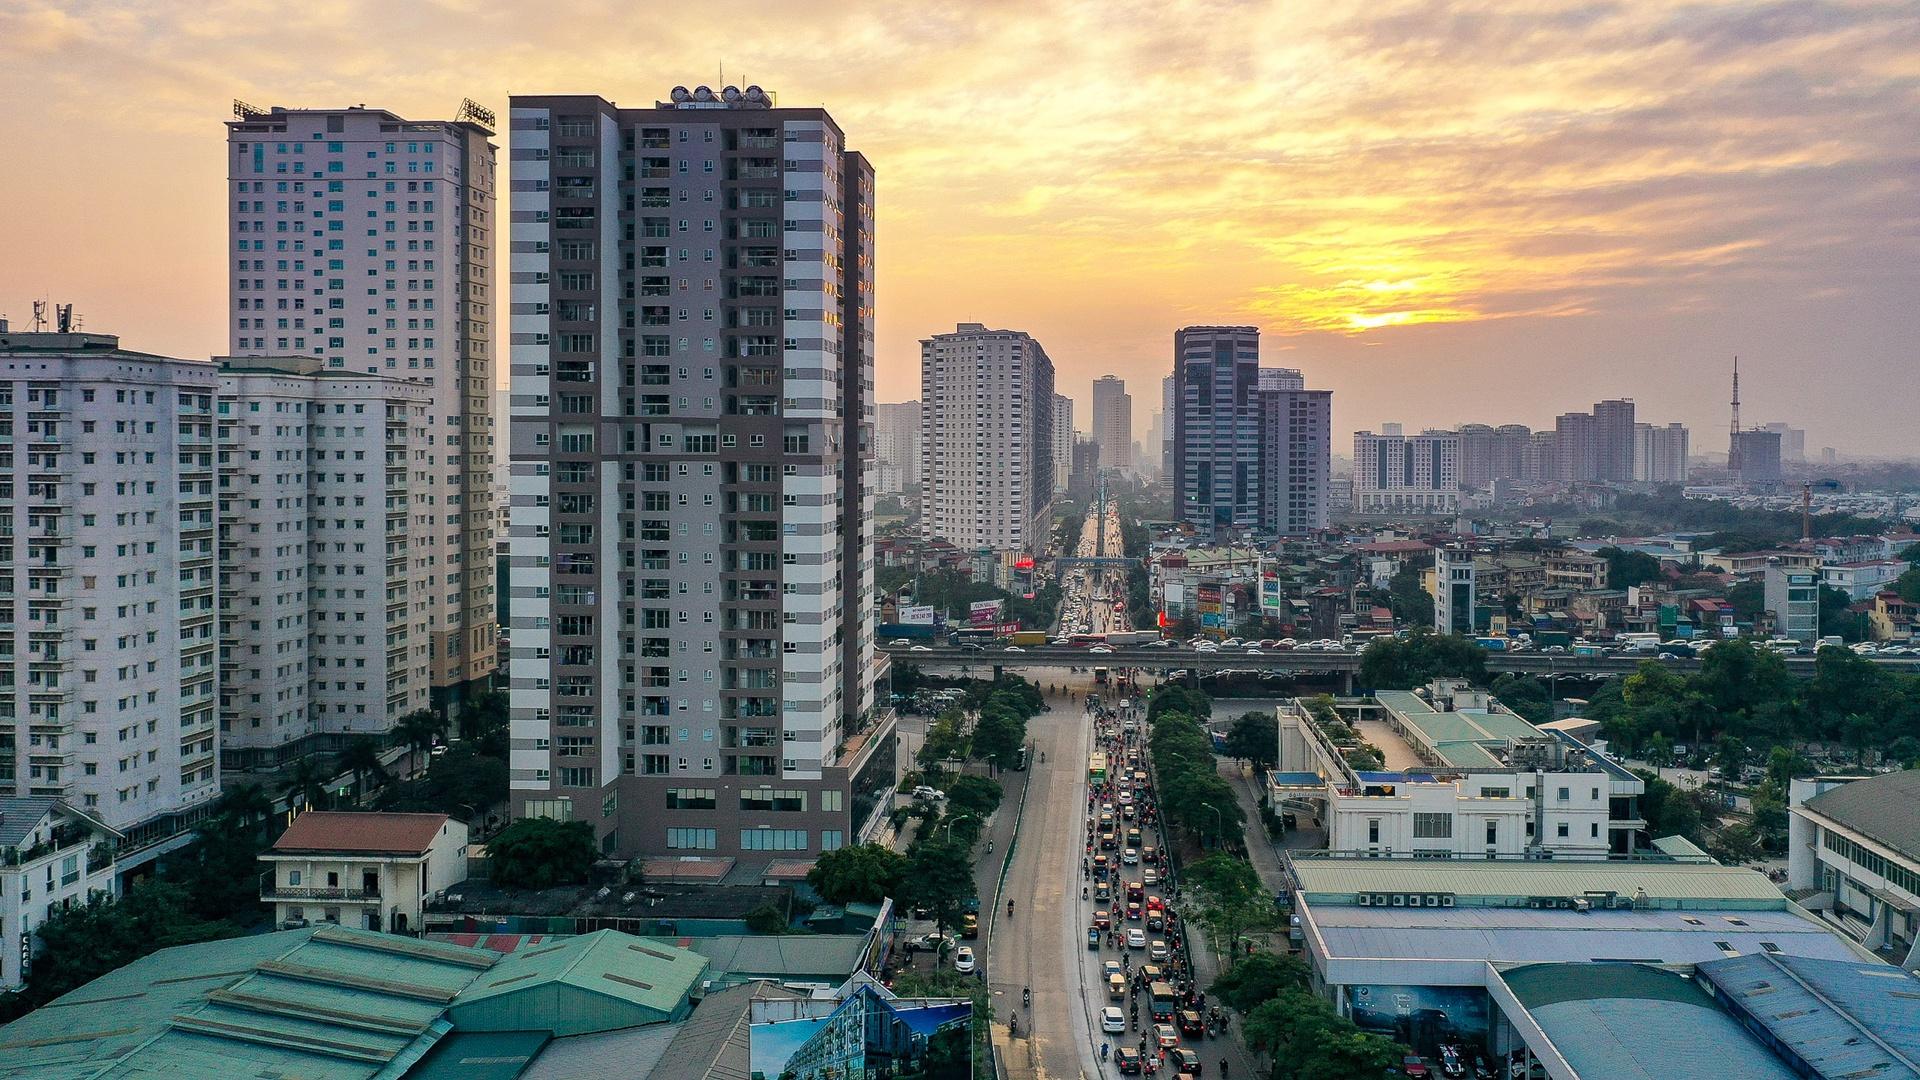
1347 983 1489 1048
898 605 935 626
968 599 1003 626
750 985 972 1080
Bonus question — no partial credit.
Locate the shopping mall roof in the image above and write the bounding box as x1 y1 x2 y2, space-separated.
1802 769 1920 864
1307 904 1862 968
1695 952 1920 1080
449 930 709 1036
1290 855 1791 907
1500 962 1799 1080
0 924 496 1080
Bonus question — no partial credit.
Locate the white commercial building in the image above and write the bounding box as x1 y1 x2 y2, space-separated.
1353 429 1460 514
260 810 467 934
216 357 434 770
920 323 1055 552
1273 684 1645 859
1631 422 1690 483
225 103 499 711
873 400 921 496
0 331 222 848
1787 770 1920 965
0 797 121 989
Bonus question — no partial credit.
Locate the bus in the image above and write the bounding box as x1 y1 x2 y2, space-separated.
948 627 998 647
1089 753 1108 784
1093 666 1111 685
1149 981 1178 1019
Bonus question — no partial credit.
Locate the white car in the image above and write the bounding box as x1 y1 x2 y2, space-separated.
910 645 931 652
1089 646 1113 654
1102 1006 1127 1033
1003 646 1025 652
889 638 911 646
1122 847 1140 864
1126 927 1147 949
1149 939 1169 961
953 946 976 974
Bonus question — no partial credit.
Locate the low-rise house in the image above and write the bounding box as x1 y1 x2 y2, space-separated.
0 798 120 989
261 810 467 934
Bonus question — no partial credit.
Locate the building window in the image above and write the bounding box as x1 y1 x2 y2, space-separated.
666 828 716 850
1367 819 1380 845
1412 813 1453 840
1557 822 1570 838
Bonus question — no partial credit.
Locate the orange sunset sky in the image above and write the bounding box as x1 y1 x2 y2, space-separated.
2 0 1917 456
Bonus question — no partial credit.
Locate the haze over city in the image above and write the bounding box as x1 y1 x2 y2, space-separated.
3 0 1917 454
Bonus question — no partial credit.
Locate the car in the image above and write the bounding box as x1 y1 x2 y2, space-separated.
1149 939 1169 961
1101 1006 1127 1033
1115 1046 1144 1074
1142 846 1159 866
960 912 978 938
1126 901 1143 921
1087 926 1101 949
1127 926 1147 948
953 946 976 974
1103 959 1124 980
1153 1022 1180 1048
909 645 932 652
1126 881 1145 902
1107 973 1128 999
1178 1008 1207 1037
1171 1047 1203 1075
914 931 954 951
1003 645 1024 652
1100 831 1118 850
1122 847 1140 864
889 638 911 646
1147 910 1165 932
1403 1056 1432 1079
1089 645 1113 654
910 785 946 802
1094 908 1113 930
1244 648 1264 655
1222 637 1243 647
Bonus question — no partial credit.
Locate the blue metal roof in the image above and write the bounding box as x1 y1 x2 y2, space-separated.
1268 771 1325 787
1695 952 1920 1080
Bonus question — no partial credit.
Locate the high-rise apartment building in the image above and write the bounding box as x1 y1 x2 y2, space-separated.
920 323 1055 551
225 103 498 714
1091 375 1132 475
1593 399 1636 482
1051 394 1074 491
1733 429 1784 484
1554 410 1598 482
872 401 920 496
1761 422 1806 463
0 332 222 841
1159 374 1176 495
1632 422 1690 483
1256 368 1304 392
1353 429 1461 514
215 357 433 770
506 88 889 859
1173 326 1262 535
1494 424 1532 481
1258 384 1331 535
1069 437 1101 503
1458 423 1495 488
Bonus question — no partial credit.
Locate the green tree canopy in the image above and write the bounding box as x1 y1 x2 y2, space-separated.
1489 673 1553 724
806 843 907 905
1384 563 1433 628
1358 627 1487 690
1224 711 1279 770
1596 546 1664 589
1209 950 1310 1013
899 837 976 936
1242 990 1404 1080
486 818 597 890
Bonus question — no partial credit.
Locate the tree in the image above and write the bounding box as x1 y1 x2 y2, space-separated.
1489 673 1553 724
1224 711 1279 770
1148 685 1213 723
486 818 597 889
337 738 389 801
807 844 907 906
899 837 975 938
970 708 1025 768
1384 563 1433 628
1184 852 1271 956
25 882 237 1006
1158 769 1244 848
395 708 448 758
1727 580 1766 620
918 712 970 771
1766 745 1811 785
942 775 1004 821
744 900 791 934
177 811 271 925
461 689 511 759
1596 546 1663 589
1242 990 1403 1080
282 754 336 812
1819 586 1866 642
1898 566 1920 606
1210 950 1310 1012
1357 627 1486 690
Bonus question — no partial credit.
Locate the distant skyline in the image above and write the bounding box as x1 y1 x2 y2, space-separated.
2 1 1916 455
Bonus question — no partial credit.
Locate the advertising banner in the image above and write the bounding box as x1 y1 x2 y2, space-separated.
968 599 1003 626
898 605 935 626
751 987 972 1080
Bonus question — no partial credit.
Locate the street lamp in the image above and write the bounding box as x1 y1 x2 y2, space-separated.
939 812 978 845
1203 802 1223 849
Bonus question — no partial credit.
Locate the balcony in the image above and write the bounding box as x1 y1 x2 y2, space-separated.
262 884 381 903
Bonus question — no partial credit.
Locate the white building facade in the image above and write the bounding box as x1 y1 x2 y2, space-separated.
0 797 121 989
0 333 222 846
225 103 498 710
920 323 1055 553
1091 375 1132 475
1353 429 1461 514
216 357 433 770
872 401 921 496
1051 393 1074 492
1787 771 1920 965
260 810 467 934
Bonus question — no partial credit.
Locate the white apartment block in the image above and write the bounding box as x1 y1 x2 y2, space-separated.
0 797 120 989
1052 393 1074 492
1353 429 1461 514
225 103 498 711
1259 384 1331 535
873 400 921 496
920 323 1055 553
1632 421 1690 483
0 332 222 844
216 357 433 770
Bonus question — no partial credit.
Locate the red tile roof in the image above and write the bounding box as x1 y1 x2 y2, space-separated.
271 811 450 855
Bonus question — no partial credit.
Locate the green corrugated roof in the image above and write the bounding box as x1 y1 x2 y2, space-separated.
0 925 498 1080
1293 857 1789 906
453 930 708 1019
407 1030 550 1080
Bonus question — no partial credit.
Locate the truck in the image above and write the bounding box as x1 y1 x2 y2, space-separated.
1104 630 1162 646
1573 643 1608 657
1475 636 1508 652
1535 630 1572 649
1008 630 1050 646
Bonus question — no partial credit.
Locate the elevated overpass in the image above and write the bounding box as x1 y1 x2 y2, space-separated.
877 642 1919 692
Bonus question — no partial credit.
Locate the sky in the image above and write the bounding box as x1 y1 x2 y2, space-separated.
2 0 1917 457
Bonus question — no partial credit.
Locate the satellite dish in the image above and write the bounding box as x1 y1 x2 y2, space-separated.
722 85 741 103
670 86 692 103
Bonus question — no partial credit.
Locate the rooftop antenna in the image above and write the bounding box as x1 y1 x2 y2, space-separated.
1728 356 1741 474
31 299 47 332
